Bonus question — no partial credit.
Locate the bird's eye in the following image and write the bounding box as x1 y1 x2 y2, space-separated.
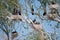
31 5 34 15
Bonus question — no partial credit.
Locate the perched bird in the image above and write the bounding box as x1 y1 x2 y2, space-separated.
18 10 21 15
12 31 18 39
31 5 34 15
43 12 46 16
33 19 36 22
33 19 40 24
12 31 17 34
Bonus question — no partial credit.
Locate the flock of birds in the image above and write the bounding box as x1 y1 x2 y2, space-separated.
6 1 60 39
